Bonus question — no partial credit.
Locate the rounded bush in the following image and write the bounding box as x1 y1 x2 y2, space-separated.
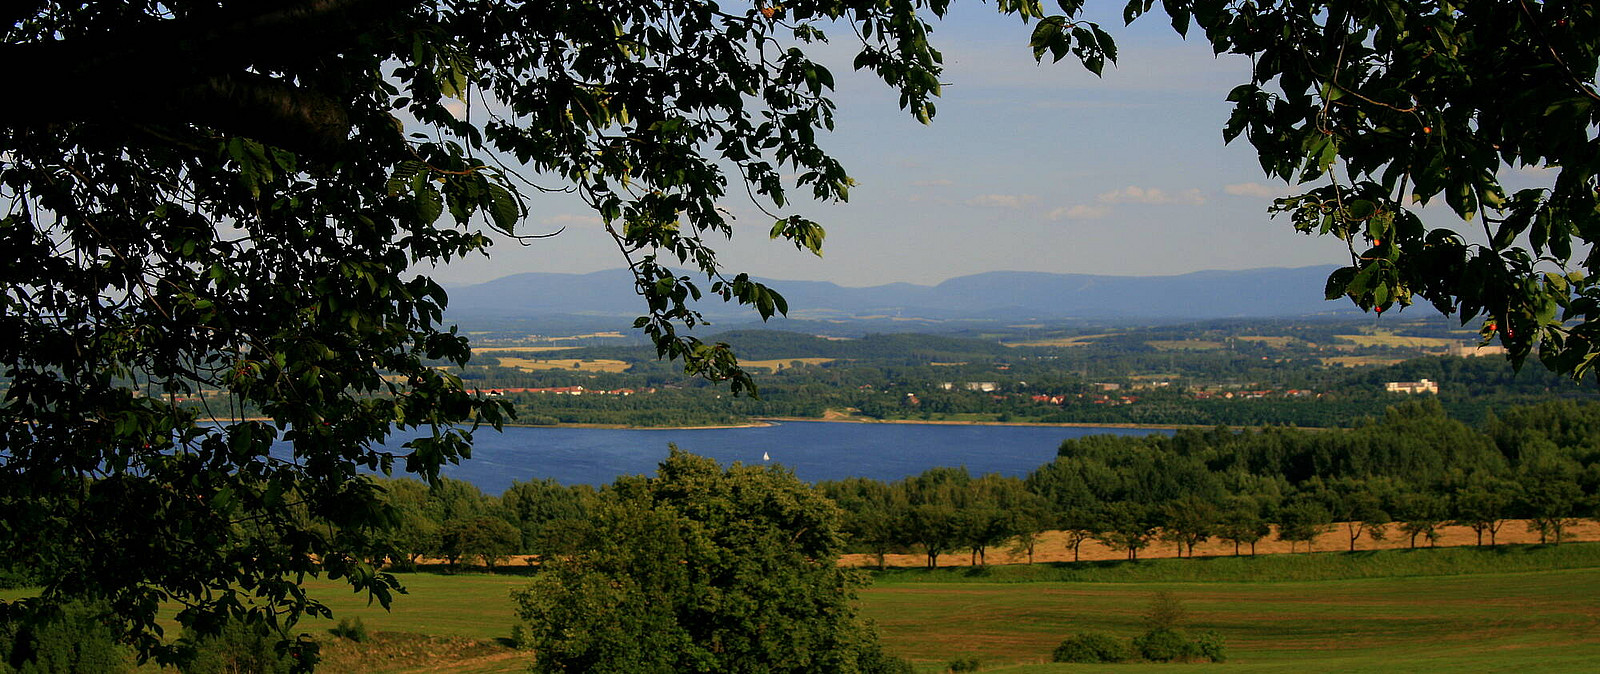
1193 630 1229 663
947 655 980 672
1134 628 1194 662
1051 632 1131 664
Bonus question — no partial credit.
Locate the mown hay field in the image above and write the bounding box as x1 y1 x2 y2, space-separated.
1334 333 1459 349
491 357 630 373
740 357 837 371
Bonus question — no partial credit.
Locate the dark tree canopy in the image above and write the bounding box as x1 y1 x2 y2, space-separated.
3 0 1599 667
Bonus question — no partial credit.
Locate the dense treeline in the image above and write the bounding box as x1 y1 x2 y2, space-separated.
820 400 1600 566
371 400 1600 573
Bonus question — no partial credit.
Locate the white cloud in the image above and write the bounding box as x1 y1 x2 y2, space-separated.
1048 204 1111 220
966 194 1038 210
1224 182 1292 198
1096 186 1206 206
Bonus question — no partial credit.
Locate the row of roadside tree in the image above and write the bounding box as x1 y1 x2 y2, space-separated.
369 399 1600 570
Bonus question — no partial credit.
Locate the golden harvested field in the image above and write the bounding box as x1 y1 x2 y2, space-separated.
740 357 836 371
1003 334 1110 348
1335 333 1458 348
492 357 630 373
841 519 1600 567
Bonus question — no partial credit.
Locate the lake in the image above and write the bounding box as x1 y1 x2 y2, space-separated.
362 421 1169 493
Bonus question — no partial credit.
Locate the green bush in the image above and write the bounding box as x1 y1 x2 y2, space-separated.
329 617 368 643
182 619 295 674
0 565 40 591
1052 631 1131 663
947 655 981 672
857 639 914 674
0 600 135 674
1193 630 1229 663
1134 628 1195 663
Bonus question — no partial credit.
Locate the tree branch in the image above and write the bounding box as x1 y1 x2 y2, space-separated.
0 0 423 155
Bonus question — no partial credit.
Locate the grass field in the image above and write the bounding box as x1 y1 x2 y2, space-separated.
1234 336 1300 348
10 547 1600 672
491 357 630 373
864 568 1600 672
275 545 1600 673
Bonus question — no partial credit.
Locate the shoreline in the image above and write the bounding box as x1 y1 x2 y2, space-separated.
501 421 775 431
752 416 1208 431
210 417 1278 432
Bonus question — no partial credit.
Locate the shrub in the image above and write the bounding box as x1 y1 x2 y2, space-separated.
1193 630 1229 663
947 655 981 672
1134 628 1195 662
0 600 135 674
858 643 915 674
1051 632 1131 664
183 619 295 674
330 617 368 643
1142 590 1187 631
0 565 40 591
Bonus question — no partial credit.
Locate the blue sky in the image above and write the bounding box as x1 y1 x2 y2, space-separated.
432 5 1360 288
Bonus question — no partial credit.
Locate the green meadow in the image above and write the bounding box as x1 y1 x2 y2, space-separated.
9 545 1599 672
277 545 1600 672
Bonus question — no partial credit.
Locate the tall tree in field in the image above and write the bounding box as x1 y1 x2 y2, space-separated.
821 477 908 571
1392 489 1450 549
1454 475 1520 546
1159 495 1219 558
511 448 903 674
1277 501 1334 554
1516 465 1586 545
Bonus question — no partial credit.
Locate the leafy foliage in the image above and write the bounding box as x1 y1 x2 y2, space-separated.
0 600 135 674
1051 632 1131 664
180 618 296 674
7 0 1599 665
1128 1 1600 377
2 0 1065 660
512 447 895 673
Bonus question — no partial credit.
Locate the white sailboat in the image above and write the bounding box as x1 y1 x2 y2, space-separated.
762 451 770 461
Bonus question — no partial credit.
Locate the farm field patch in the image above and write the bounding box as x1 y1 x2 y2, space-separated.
740 357 837 371
491 357 630 373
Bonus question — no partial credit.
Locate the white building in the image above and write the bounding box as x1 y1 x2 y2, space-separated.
1385 378 1439 394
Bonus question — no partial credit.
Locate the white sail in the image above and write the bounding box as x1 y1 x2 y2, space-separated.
762 451 770 461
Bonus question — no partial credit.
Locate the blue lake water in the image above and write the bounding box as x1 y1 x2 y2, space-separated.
354 421 1169 493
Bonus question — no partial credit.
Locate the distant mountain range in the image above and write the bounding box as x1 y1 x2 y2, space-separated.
442 265 1358 328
